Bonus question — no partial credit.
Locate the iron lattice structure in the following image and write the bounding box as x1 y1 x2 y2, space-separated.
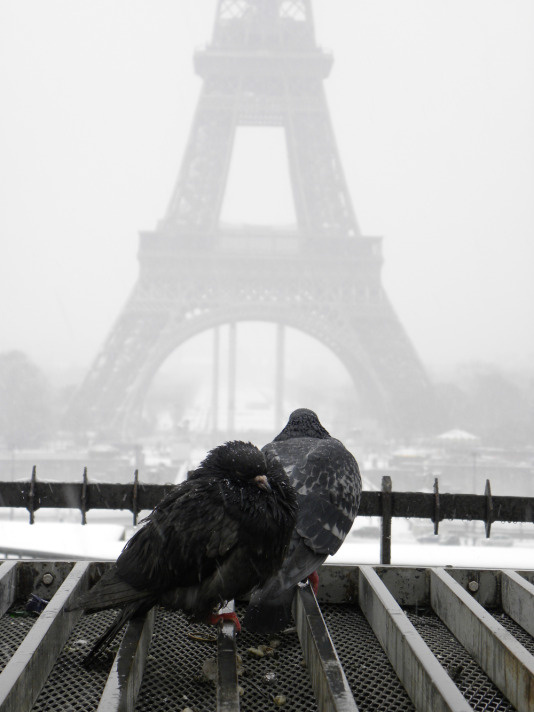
68 0 437 437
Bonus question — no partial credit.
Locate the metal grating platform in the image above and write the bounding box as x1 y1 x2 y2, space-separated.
323 604 415 711
405 609 514 711
0 562 533 711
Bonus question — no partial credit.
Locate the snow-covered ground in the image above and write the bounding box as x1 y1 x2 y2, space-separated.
332 537 534 569
1 521 124 560
2 516 533 570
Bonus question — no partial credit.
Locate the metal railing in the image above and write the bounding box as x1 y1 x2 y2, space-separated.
1 467 533 564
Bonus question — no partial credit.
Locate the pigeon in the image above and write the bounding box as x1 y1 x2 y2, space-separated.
69 440 297 664
243 408 361 634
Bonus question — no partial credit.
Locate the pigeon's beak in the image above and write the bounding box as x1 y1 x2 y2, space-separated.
254 475 272 492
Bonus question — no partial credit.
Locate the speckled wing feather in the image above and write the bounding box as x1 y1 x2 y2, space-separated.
265 437 361 557
243 410 361 634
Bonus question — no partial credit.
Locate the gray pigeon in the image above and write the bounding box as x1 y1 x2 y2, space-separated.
243 408 361 633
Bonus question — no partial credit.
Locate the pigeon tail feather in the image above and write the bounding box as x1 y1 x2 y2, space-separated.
82 602 150 666
67 572 152 614
242 587 295 634
243 542 325 634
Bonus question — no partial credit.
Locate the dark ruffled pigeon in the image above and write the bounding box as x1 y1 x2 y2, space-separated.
243 409 361 634
69 441 297 664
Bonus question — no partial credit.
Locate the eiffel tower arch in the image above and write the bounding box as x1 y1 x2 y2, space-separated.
67 0 438 438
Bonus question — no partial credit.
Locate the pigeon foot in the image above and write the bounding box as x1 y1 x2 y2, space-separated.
308 570 319 595
208 611 241 633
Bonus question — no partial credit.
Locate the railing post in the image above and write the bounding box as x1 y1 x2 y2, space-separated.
28 466 37 524
484 479 493 538
433 477 440 535
81 467 88 525
380 476 392 565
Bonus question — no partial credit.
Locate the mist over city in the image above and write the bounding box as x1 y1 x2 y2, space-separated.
0 1 533 562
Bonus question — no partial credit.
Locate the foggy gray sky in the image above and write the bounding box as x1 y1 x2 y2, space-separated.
1 0 533 378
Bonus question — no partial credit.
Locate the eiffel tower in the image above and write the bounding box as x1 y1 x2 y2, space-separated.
68 0 437 438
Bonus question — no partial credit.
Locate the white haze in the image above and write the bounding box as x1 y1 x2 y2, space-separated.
0 0 533 377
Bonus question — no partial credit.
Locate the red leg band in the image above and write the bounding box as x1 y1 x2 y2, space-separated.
207 611 241 633
308 570 319 595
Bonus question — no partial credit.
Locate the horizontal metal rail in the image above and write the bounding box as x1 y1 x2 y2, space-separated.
1 473 533 564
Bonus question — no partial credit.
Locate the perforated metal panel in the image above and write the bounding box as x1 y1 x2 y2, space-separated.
405 609 515 712
492 610 534 657
32 611 124 712
1 562 534 712
135 612 229 712
323 604 415 711
0 612 36 674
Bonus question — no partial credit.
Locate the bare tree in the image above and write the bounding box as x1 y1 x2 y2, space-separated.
0 351 53 449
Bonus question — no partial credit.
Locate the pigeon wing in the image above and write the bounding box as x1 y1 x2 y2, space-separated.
116 477 242 591
71 477 242 612
264 437 361 556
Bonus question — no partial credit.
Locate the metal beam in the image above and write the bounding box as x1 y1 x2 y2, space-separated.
275 323 285 429
0 561 18 617
212 326 220 432
216 602 240 712
97 608 155 712
294 583 359 712
358 565 473 712
0 561 92 712
430 567 534 712
501 570 534 638
228 322 237 433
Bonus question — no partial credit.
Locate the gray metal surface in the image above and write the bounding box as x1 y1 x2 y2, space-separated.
501 571 534 639
359 565 473 712
0 562 91 712
96 609 155 712
294 584 358 711
430 567 534 712
1 561 534 711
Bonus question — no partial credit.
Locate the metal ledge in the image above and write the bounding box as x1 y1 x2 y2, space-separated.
358 565 473 712
0 561 92 712
501 570 534 639
294 583 358 712
97 609 155 712
0 561 533 711
430 567 534 712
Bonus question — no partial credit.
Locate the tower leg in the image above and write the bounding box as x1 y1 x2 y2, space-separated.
228 322 237 434
212 327 220 433
275 323 285 428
